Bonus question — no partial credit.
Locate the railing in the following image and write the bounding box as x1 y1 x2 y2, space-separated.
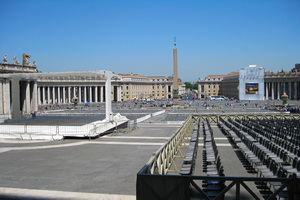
137 165 300 200
135 110 165 123
146 116 194 175
195 113 300 123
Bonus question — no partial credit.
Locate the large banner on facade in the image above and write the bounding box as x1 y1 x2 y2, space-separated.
245 83 259 94
239 65 264 100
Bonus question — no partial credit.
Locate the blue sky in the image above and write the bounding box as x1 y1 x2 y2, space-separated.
1 0 299 81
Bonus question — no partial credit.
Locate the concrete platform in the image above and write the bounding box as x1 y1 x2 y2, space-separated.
0 114 129 140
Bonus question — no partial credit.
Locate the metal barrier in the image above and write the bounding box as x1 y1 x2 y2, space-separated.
0 123 105 140
137 165 300 200
195 113 300 123
146 115 194 175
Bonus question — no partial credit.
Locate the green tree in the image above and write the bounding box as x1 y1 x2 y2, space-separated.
184 82 193 90
192 84 198 90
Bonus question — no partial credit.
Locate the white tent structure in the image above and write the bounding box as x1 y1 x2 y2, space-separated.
0 70 129 140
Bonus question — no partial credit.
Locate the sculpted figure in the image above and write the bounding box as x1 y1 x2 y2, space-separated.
13 56 19 65
33 60 36 67
22 53 31 66
3 55 8 63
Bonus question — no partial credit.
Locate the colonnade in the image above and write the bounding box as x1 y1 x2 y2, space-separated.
0 79 11 115
37 85 122 105
264 80 299 100
0 78 38 118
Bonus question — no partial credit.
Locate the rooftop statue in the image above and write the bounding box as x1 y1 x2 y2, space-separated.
13 56 19 65
3 55 8 63
22 53 31 66
33 60 36 67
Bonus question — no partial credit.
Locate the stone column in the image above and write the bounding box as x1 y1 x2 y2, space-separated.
11 77 21 119
73 86 76 98
25 81 31 113
84 86 87 103
277 82 280 99
31 81 38 112
271 82 274 100
57 87 61 103
3 79 10 114
52 86 56 104
68 87 71 103
89 86 93 102
37 86 41 105
95 86 98 102
62 87 66 103
118 86 121 101
78 86 82 103
42 86 45 105
47 87 50 104
265 82 269 100
105 72 113 121
100 86 104 102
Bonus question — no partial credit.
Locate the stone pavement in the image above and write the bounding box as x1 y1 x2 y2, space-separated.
0 121 181 199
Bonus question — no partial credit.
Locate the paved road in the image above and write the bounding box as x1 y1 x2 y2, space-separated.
0 122 181 199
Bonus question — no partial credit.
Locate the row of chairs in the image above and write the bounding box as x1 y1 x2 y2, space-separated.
180 121 200 175
255 119 299 135
234 120 300 177
240 118 300 152
236 119 300 163
219 119 297 199
202 120 225 199
219 120 261 171
225 119 299 172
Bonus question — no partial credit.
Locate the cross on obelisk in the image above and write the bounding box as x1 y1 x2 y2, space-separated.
172 37 179 106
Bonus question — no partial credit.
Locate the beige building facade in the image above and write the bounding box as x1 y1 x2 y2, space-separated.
219 72 240 99
119 74 173 101
197 74 229 98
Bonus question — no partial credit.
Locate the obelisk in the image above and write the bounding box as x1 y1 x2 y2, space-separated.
172 38 179 106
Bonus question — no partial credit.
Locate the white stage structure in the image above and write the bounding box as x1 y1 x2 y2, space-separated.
0 71 129 140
